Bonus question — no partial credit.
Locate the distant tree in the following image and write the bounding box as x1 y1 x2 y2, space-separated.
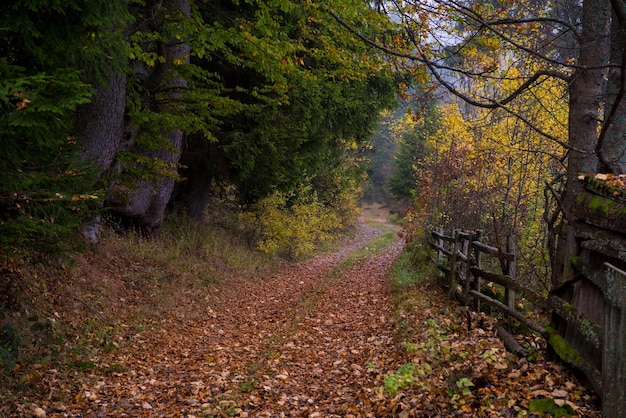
362 110 397 205
331 0 625 287
388 100 441 202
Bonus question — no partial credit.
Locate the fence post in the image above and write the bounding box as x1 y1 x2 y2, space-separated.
472 230 483 311
462 231 474 305
603 263 626 417
435 227 444 263
504 235 516 309
448 229 460 299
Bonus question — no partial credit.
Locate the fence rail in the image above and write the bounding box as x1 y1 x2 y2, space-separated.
430 225 625 417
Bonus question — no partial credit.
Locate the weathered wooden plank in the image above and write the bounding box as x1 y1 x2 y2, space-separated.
435 227 445 263
575 259 608 296
472 232 483 311
430 242 453 258
504 236 516 309
575 223 626 264
462 232 479 305
457 231 472 240
471 241 515 260
603 263 626 417
572 189 626 235
448 230 461 298
548 295 602 350
546 329 603 396
432 230 455 243
468 290 546 335
470 267 548 310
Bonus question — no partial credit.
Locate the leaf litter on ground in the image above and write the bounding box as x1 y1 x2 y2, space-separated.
0 210 600 417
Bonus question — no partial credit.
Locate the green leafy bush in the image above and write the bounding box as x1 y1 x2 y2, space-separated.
384 363 417 396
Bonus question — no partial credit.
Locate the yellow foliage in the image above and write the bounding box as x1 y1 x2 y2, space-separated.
240 186 344 259
420 68 566 226
412 69 567 285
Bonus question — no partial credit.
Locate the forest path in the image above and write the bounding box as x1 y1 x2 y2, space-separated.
85 210 406 417
9 208 603 417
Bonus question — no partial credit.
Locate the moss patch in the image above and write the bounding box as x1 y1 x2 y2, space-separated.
548 332 584 368
529 398 574 417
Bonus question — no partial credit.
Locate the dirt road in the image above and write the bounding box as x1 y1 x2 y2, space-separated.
79 221 405 417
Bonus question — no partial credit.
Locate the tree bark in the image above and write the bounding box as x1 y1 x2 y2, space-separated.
108 0 191 234
76 71 128 243
566 0 609 181
553 0 611 286
599 6 626 173
170 134 230 223
77 72 127 172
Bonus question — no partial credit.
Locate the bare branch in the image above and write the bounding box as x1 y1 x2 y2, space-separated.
493 100 586 152
415 0 616 71
328 9 422 62
597 0 626 173
329 6 597 154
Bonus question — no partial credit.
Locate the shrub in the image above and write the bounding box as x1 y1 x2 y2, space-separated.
240 185 343 259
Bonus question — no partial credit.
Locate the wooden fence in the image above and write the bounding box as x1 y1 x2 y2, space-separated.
430 225 624 417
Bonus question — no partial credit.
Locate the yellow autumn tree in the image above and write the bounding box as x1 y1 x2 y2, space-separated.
415 65 567 289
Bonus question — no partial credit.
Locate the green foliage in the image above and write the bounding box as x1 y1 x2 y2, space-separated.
0 0 130 254
197 0 401 206
384 363 417 396
0 1 131 83
103 363 126 374
362 111 396 204
388 99 441 201
388 230 438 295
240 185 343 259
70 359 96 371
0 0 409 253
0 66 99 253
455 377 474 396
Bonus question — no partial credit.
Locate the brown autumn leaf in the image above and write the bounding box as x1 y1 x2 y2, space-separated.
0 210 600 417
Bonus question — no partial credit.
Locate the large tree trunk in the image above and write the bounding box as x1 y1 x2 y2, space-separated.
552 0 610 287
76 71 128 243
599 4 626 173
169 134 230 223
77 72 127 172
108 0 191 234
566 0 609 182
549 0 611 391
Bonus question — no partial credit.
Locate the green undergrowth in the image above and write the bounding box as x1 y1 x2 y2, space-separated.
0 204 386 402
379 230 599 417
382 238 505 411
120 212 276 282
388 237 439 307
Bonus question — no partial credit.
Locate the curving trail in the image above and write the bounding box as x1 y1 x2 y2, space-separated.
9 211 602 417
82 219 405 417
